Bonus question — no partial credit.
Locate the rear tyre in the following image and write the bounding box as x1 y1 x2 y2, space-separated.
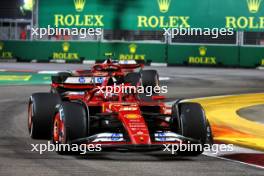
171 102 207 156
28 93 61 139
50 87 66 96
141 70 159 87
124 72 141 86
52 102 88 154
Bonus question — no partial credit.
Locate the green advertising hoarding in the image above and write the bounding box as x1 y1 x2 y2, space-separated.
0 41 13 59
240 46 264 67
2 40 264 67
0 41 99 61
38 0 264 30
0 41 166 63
98 42 166 63
168 45 239 66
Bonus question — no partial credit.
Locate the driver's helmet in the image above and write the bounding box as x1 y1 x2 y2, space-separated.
103 58 113 64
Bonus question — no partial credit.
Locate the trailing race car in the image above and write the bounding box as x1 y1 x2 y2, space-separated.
28 72 212 156
51 59 159 96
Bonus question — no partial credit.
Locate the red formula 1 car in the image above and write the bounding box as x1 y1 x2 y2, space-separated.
28 71 212 156
50 59 159 96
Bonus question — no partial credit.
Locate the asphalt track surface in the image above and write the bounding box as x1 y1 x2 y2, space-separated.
238 105 264 124
0 63 264 176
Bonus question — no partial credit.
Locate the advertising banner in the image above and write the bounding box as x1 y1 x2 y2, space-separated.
38 0 264 31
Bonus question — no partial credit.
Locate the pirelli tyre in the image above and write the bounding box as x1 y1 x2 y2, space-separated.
141 70 159 87
124 72 141 86
50 87 67 96
171 102 208 156
52 102 88 154
28 93 61 139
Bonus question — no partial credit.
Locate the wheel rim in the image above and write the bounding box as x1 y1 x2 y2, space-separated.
28 103 33 135
53 113 65 143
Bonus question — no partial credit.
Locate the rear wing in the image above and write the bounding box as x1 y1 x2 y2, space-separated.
118 60 144 70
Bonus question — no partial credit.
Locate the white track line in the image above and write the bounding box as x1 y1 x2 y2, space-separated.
0 98 16 103
38 71 60 74
83 60 96 64
257 67 264 70
159 77 170 81
203 144 264 169
203 152 264 170
150 63 168 67
49 60 66 63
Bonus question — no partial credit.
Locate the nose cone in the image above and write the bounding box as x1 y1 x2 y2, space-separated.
119 113 151 145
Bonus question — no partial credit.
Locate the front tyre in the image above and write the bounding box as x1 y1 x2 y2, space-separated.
28 93 61 139
172 102 207 156
52 102 88 154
